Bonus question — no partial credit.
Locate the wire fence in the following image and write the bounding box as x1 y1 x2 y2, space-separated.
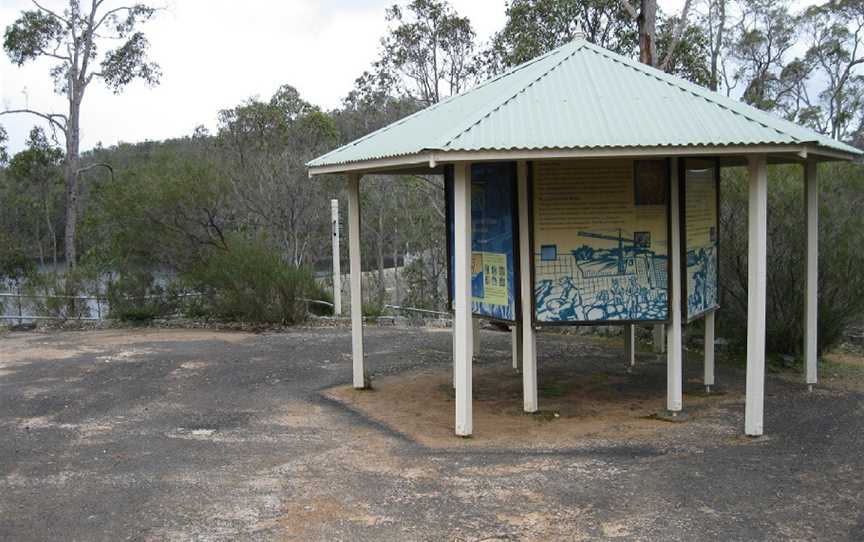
1 291 450 325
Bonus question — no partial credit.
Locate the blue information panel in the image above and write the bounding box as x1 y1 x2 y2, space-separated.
532 159 670 324
682 159 720 321
446 163 519 322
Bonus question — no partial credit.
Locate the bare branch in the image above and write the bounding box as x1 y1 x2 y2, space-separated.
76 162 114 182
0 109 68 134
660 0 693 71
31 0 71 25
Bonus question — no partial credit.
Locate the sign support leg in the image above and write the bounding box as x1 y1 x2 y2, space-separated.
331 199 342 316
472 318 481 358
745 155 768 436
511 324 522 372
625 324 636 368
454 163 474 436
704 312 715 393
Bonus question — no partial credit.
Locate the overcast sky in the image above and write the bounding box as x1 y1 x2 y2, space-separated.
0 0 751 154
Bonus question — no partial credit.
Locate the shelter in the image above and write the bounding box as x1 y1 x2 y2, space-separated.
307 35 861 437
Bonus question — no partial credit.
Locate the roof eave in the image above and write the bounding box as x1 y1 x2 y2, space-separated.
308 143 862 177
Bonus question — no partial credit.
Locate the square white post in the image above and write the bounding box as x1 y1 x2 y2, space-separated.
746 155 768 436
453 162 474 436
347 174 366 389
517 161 538 413
625 324 636 367
511 323 522 372
704 311 715 392
804 161 818 390
667 157 683 413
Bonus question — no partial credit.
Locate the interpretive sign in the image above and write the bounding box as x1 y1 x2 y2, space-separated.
532 159 670 324
446 163 519 321
682 159 720 321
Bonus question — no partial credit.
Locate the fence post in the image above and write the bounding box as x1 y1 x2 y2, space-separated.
17 286 23 326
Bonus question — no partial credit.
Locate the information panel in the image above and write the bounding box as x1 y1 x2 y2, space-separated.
446 163 518 321
682 159 720 321
532 159 670 323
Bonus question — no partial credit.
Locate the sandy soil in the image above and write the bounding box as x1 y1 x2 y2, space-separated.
325 357 740 450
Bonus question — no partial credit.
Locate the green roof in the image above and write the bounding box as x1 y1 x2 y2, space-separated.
308 38 861 170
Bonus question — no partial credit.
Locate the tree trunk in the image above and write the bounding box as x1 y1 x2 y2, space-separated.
64 99 81 270
638 0 658 66
709 0 726 91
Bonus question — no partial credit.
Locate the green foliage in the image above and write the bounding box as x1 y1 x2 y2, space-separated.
21 266 98 321
378 0 476 104
181 235 318 324
105 271 176 322
481 0 637 73
718 162 864 355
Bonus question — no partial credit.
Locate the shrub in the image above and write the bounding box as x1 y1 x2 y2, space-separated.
718 162 864 355
181 236 317 324
105 271 177 322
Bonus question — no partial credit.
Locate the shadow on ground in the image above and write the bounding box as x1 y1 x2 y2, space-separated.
0 326 862 541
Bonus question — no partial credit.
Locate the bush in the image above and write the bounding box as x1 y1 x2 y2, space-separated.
181 236 318 324
105 271 177 322
21 267 98 321
718 162 864 355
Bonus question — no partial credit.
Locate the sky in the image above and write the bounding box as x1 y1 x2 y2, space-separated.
0 0 796 155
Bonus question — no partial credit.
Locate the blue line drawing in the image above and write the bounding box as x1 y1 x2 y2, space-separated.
534 228 669 322
686 244 718 318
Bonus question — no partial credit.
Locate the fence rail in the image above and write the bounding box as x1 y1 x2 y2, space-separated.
1 291 449 324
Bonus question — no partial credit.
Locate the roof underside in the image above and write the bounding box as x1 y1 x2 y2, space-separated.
308 39 860 172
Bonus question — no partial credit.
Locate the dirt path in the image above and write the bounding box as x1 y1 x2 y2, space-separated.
1 327 862 541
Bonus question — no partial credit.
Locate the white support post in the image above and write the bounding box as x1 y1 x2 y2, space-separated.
625 324 636 368
347 175 365 389
653 324 666 353
704 311 715 392
746 155 768 436
804 161 818 391
517 160 538 413
453 162 474 436
511 323 522 372
331 199 342 317
472 318 481 358
667 157 683 413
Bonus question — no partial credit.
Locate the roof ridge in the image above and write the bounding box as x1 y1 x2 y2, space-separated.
437 40 584 150
307 44 570 166
576 41 852 150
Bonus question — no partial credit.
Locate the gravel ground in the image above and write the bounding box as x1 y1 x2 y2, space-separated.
0 326 862 541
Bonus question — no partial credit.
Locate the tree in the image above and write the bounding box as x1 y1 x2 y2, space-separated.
796 0 864 140
2 0 161 270
216 85 339 267
5 127 65 266
481 0 637 73
725 0 797 111
377 0 477 106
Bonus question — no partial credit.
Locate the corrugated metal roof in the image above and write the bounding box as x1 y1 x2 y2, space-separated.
308 38 861 169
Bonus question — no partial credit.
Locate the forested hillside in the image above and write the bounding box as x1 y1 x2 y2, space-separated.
2 0 864 355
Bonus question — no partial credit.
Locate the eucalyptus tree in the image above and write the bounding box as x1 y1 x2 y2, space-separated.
2 0 161 269
481 0 638 72
796 0 864 140
377 0 477 106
